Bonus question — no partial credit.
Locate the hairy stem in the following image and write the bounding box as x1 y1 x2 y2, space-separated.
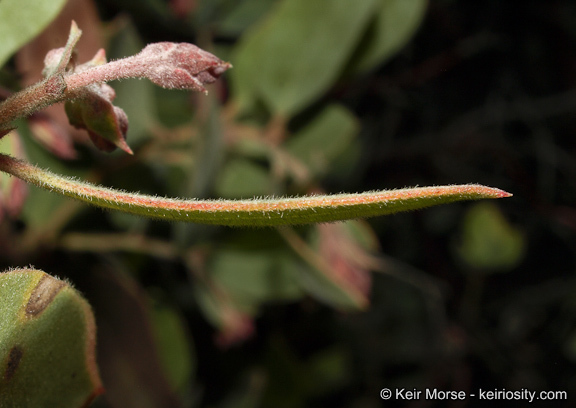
0 153 511 227
0 76 67 128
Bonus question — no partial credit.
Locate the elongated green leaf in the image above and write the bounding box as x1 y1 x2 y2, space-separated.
232 0 379 115
0 0 68 68
0 268 102 408
0 153 511 226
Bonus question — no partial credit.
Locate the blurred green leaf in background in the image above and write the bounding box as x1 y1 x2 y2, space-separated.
232 0 427 116
456 202 526 272
0 0 68 68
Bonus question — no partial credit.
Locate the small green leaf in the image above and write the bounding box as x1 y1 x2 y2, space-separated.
285 104 358 177
0 153 512 226
0 268 102 408
0 0 68 68
232 0 379 115
209 249 302 305
456 202 525 272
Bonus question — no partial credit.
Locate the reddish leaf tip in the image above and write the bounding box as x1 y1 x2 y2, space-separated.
450 184 512 199
479 186 512 198
117 139 134 155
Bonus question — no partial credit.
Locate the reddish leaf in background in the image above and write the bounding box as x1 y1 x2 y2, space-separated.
216 304 255 348
28 112 77 159
317 223 373 305
203 279 255 347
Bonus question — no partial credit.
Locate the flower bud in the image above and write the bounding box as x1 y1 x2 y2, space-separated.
132 42 232 93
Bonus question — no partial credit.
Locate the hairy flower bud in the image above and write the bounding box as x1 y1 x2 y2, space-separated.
65 42 232 95
131 42 232 92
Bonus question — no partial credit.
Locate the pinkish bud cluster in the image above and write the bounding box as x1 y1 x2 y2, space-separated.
0 21 231 155
55 26 230 153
